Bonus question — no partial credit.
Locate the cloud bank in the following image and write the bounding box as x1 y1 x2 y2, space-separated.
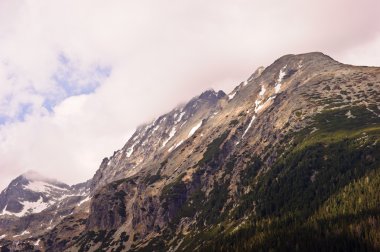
0 0 379 189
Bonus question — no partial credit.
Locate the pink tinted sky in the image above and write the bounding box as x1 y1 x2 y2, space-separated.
0 0 379 189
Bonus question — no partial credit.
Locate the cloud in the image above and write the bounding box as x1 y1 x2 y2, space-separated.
0 0 379 189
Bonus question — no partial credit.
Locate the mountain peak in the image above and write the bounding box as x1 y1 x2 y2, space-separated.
20 170 67 188
278 51 335 61
198 89 226 101
0 171 89 219
270 52 338 70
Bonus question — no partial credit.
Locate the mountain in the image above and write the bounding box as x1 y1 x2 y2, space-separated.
1 171 76 217
90 89 227 192
0 171 90 243
0 52 379 251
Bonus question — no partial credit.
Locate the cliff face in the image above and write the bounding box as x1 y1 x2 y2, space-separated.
1 52 380 251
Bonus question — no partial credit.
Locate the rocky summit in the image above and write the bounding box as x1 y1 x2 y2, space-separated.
0 52 379 251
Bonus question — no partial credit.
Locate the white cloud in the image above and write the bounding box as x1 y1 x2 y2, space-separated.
335 33 380 67
0 0 379 189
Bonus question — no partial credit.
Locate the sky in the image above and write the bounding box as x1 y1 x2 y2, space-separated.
0 0 379 190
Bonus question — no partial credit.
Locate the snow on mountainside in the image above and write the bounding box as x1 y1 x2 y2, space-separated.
90 89 227 192
0 171 91 243
0 171 89 217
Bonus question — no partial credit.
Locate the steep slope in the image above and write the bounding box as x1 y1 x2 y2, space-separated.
1 52 379 251
0 171 91 244
90 89 227 192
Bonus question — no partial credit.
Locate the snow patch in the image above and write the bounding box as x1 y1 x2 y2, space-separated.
0 234 6 239
210 111 219 119
17 197 50 216
259 85 266 96
24 181 67 193
13 230 30 238
255 103 264 113
275 65 287 93
132 134 139 142
107 158 113 166
58 194 78 201
34 239 40 246
0 205 10 216
126 142 137 158
188 121 202 137
278 65 287 83
275 84 281 93
162 127 177 147
345 110 356 119
168 140 184 153
77 196 90 206
151 124 160 134
254 96 275 114
175 112 186 124
1 197 51 217
180 121 187 128
366 107 380 117
242 115 256 138
310 127 318 134
255 99 262 107
243 80 248 86
174 140 184 149
298 60 303 69
228 92 237 100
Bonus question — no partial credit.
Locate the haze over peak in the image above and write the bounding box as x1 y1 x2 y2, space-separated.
21 170 54 182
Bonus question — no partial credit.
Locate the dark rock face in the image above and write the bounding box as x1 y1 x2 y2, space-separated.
2 52 380 251
87 180 132 231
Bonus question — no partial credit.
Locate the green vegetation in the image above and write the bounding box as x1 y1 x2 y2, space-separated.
229 119 239 126
144 174 162 185
240 156 262 187
160 173 187 212
295 110 302 117
130 236 165 252
191 107 380 251
76 229 116 252
115 190 127 218
198 130 230 167
196 180 231 226
129 106 380 252
172 188 205 224
110 177 136 190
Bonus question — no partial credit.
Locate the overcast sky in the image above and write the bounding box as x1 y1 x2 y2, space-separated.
0 0 379 190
